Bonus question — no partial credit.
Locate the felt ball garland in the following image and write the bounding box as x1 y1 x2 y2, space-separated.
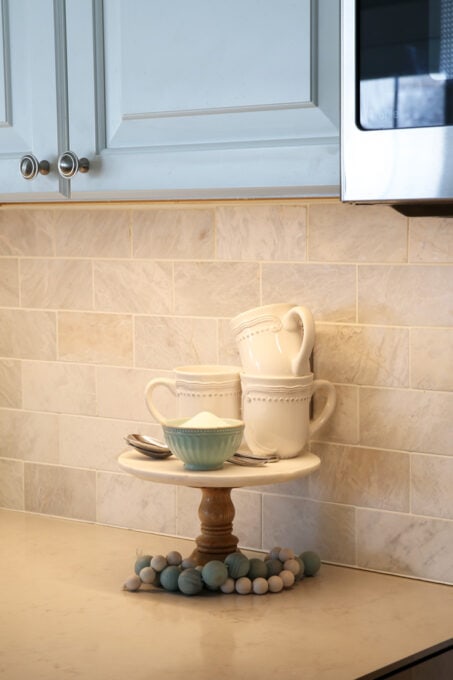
123 546 321 596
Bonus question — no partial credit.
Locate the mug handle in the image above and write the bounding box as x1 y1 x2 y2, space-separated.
282 305 315 376
309 379 336 437
144 378 176 424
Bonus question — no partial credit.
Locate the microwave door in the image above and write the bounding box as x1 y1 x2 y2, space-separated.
341 0 453 204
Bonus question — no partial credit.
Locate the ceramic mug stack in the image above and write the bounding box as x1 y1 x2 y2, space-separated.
230 303 336 459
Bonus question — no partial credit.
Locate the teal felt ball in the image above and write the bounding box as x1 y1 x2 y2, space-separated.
247 558 268 580
160 565 181 591
201 560 229 590
266 558 283 577
300 550 321 576
178 568 203 596
224 552 250 579
134 554 152 575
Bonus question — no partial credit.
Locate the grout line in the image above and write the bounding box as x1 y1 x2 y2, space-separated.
355 263 359 323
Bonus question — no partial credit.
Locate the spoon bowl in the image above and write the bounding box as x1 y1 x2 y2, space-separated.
125 434 172 458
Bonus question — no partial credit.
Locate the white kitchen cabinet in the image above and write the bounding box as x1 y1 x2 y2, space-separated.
0 0 340 202
0 0 68 199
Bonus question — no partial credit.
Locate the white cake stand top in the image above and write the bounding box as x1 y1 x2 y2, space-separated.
118 449 320 489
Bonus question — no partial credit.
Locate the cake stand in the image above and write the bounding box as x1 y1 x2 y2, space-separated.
118 450 320 565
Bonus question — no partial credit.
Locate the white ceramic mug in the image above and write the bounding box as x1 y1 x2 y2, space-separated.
230 303 315 377
145 365 242 425
240 373 336 458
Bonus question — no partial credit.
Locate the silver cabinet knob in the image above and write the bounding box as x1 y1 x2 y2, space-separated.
20 154 50 180
57 151 90 178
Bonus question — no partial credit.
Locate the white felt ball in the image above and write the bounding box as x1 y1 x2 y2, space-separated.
123 574 141 591
252 577 269 595
279 547 295 562
150 555 167 572
235 577 252 595
283 558 300 576
280 569 295 588
166 550 183 566
269 546 282 560
220 577 235 594
268 575 284 593
139 566 157 584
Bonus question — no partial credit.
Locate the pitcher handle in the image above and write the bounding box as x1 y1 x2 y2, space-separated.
282 305 315 376
144 378 176 425
309 379 336 437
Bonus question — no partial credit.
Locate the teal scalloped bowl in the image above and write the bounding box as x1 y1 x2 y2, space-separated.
162 418 244 471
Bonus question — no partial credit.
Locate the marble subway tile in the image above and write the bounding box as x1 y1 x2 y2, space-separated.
0 409 58 462
216 204 307 261
59 414 162 472
357 509 453 584
22 361 96 415
135 315 218 369
0 259 19 306
262 263 356 322
53 208 131 257
254 474 310 498
0 360 21 408
309 203 407 262
312 384 359 445
0 209 55 256
313 324 409 387
96 366 173 424
24 463 96 521
360 387 453 456
132 208 215 259
308 443 410 512
20 259 93 310
229 489 263 550
409 217 453 263
262 494 356 565
410 328 453 391
411 455 453 520
0 310 56 360
358 265 453 326
0 459 24 510
174 262 260 317
58 311 133 366
96 471 176 534
93 260 172 314
176 485 201 538
218 318 241 366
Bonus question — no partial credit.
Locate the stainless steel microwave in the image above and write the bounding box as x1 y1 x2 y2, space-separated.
341 0 453 208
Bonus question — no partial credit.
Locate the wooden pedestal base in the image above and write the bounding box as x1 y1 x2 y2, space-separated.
190 487 240 565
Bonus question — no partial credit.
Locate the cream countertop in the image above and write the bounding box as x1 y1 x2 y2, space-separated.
1 509 452 680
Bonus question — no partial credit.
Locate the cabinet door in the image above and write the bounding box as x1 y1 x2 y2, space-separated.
67 0 340 200
0 0 67 201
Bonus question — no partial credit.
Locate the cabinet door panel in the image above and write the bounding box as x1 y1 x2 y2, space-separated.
0 0 66 200
68 0 340 199
116 2 310 114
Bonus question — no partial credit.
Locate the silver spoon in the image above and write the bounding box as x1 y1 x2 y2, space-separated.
125 434 172 458
231 450 280 466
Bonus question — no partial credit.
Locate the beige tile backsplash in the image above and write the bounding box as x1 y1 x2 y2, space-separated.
0 199 452 584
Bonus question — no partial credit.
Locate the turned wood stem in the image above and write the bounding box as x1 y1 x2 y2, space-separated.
190 487 240 565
